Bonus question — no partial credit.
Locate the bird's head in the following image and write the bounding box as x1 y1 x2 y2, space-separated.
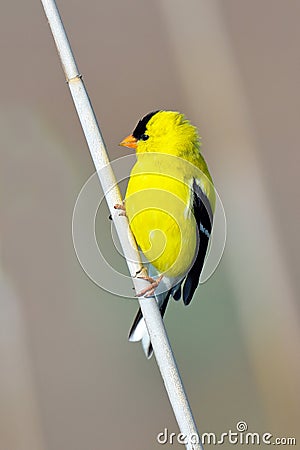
120 110 201 157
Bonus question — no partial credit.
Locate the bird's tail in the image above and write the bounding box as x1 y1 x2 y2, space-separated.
128 291 171 359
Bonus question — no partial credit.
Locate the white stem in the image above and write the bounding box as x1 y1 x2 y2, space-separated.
40 1 203 448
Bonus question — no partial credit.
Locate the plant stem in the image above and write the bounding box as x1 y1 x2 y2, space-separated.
40 1 204 448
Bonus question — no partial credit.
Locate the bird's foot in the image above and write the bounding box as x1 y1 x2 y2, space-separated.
135 267 163 297
114 203 126 217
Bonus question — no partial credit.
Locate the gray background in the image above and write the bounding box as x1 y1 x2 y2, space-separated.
1 1 299 449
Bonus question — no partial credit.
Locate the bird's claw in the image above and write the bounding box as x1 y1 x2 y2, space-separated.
114 203 126 217
135 273 163 298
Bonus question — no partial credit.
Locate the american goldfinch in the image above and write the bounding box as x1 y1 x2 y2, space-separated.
119 110 215 358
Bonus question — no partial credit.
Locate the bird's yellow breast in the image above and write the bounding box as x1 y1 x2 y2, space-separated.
125 154 198 277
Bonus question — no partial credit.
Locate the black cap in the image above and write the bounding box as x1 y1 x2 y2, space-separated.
132 110 160 140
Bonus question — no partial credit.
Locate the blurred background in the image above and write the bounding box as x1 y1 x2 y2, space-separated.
1 1 299 449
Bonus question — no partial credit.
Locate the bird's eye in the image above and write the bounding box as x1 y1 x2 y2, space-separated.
140 134 149 141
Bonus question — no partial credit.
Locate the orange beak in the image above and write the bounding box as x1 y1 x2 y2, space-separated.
119 134 138 149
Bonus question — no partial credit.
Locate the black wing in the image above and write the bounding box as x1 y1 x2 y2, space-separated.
182 179 213 305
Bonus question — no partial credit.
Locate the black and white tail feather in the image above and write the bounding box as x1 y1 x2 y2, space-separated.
128 178 213 359
128 268 181 359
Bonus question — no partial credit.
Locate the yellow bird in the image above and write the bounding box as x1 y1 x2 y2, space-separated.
119 110 215 357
